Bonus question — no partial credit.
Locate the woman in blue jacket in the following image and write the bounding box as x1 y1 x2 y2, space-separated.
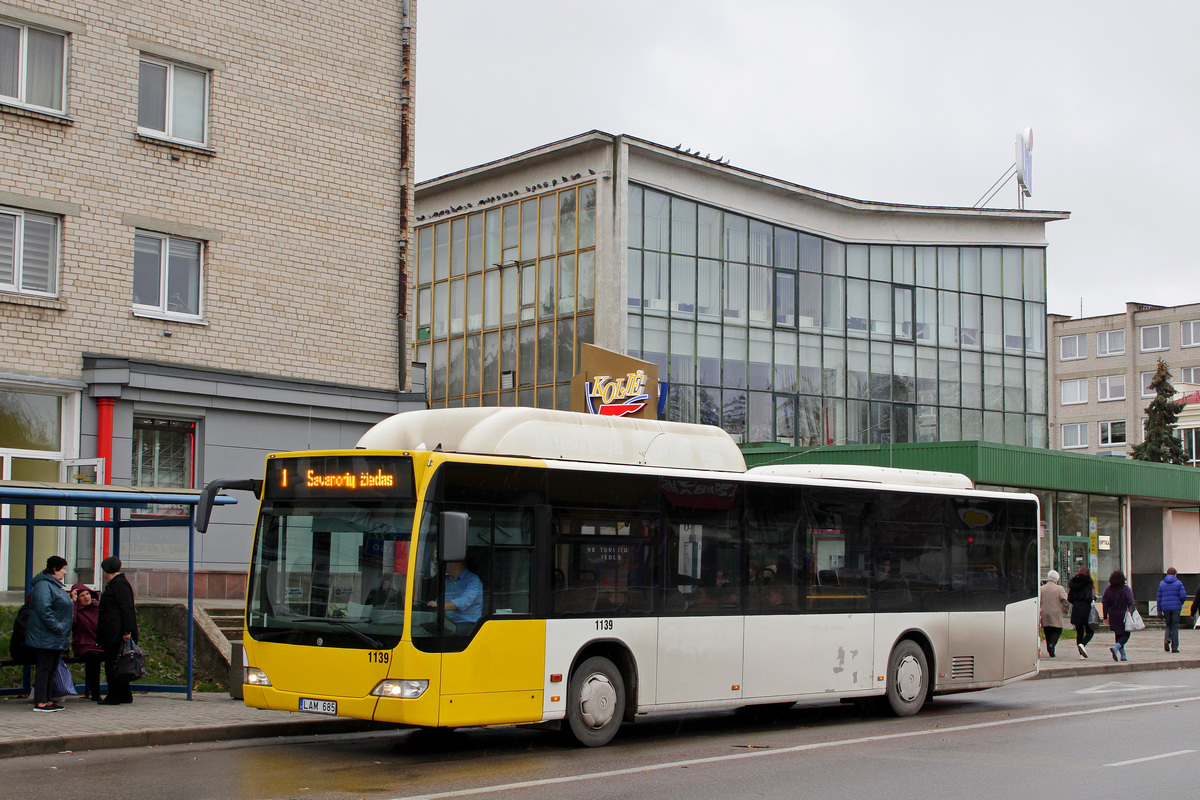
26 555 74 712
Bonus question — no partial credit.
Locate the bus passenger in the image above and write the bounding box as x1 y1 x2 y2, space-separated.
428 561 483 627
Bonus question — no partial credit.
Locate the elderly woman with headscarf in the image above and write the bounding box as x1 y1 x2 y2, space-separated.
1039 569 1069 657
71 583 104 701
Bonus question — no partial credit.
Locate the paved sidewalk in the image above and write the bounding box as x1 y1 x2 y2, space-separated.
2 626 1197 759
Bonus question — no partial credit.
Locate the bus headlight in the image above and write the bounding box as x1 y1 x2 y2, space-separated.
371 679 428 699
244 667 272 686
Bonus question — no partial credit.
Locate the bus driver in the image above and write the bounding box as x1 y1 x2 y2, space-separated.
427 561 483 628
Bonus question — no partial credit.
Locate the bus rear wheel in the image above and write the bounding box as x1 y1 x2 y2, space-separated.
566 656 625 747
883 639 928 717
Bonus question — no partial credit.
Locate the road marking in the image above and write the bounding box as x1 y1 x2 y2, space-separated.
386 695 1200 800
1076 681 1188 694
1106 749 1195 767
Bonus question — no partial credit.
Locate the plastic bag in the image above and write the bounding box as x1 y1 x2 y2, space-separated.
112 639 147 682
1088 604 1101 626
52 659 78 698
1125 608 1146 631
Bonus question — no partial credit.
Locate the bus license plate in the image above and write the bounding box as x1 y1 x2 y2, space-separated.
299 698 337 715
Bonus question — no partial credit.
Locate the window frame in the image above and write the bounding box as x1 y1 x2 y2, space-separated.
1061 422 1088 450
131 229 205 320
1141 371 1157 398
1097 374 1125 402
0 19 67 114
1059 333 1085 361
1096 329 1124 357
1098 420 1126 447
1182 320 1200 348
1060 378 1087 406
1140 323 1169 352
136 55 210 147
0 205 59 296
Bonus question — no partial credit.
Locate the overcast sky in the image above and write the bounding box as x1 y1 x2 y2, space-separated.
416 1 1199 319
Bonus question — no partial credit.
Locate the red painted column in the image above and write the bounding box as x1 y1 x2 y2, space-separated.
96 397 115 557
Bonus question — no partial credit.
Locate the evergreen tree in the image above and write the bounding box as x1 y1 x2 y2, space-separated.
1131 359 1187 464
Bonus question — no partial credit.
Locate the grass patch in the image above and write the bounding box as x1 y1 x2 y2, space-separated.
0 604 226 692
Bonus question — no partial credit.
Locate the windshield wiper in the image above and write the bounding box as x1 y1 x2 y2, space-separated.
330 620 384 649
251 617 384 648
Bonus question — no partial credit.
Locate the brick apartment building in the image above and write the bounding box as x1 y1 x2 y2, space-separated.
1048 302 1200 459
0 0 422 595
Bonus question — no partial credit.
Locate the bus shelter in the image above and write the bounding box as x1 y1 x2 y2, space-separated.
0 481 237 700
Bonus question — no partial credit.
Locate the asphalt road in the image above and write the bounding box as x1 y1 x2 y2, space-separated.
6 671 1198 800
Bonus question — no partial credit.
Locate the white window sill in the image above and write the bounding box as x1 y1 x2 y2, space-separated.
135 130 216 155
1059 356 1085 362
0 99 72 124
1062 445 1089 450
1140 348 1169 353
1061 400 1087 406
1096 352 1124 358
1098 397 1126 403
132 308 209 326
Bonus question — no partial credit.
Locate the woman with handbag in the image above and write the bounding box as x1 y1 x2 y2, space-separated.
1067 567 1096 658
1102 569 1136 662
98 557 139 705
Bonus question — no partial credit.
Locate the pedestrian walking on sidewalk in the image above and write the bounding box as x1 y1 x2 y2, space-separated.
1067 567 1096 658
71 583 104 701
1102 570 1136 662
1039 570 1069 657
98 557 139 705
27 556 73 712
1157 567 1187 654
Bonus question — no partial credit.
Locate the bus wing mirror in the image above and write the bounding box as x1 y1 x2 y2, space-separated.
197 478 263 533
441 511 469 563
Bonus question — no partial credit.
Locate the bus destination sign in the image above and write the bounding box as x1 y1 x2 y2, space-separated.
265 455 414 500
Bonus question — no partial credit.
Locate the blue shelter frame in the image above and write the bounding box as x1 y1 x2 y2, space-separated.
0 481 237 700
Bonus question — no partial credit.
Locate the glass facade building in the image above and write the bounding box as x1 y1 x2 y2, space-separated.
626 185 1048 447
413 132 1061 448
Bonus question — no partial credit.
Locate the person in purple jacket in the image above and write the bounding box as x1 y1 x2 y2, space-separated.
71 583 104 701
1157 567 1188 654
1102 570 1136 662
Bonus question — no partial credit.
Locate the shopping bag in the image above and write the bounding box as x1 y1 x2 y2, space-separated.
51 659 78 698
1088 604 1101 625
113 639 147 681
1125 608 1146 632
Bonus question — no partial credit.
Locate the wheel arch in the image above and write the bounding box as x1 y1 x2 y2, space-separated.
891 628 936 702
570 639 639 722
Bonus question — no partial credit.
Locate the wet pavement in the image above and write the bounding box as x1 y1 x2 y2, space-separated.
1 626 1196 759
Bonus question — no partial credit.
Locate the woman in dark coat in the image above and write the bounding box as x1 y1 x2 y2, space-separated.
97 556 139 705
1102 569 1136 662
71 583 104 701
27 556 73 712
1066 567 1096 658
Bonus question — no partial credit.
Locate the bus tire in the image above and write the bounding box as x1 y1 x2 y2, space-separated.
566 656 625 747
884 639 928 717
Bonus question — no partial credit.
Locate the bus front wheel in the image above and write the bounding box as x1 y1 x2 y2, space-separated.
566 656 625 747
883 640 928 717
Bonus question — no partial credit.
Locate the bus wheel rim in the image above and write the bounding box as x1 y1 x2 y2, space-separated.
579 673 616 729
895 654 923 702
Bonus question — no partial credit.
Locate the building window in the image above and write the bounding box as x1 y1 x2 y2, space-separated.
1096 329 1124 357
0 21 65 112
1141 371 1156 398
1061 378 1087 405
1182 320 1200 348
1059 333 1085 360
1097 374 1125 402
132 417 195 516
1062 422 1087 449
0 206 58 295
1182 428 1200 467
1140 323 1169 352
1182 366 1199 384
133 231 203 318
137 57 208 145
1099 420 1126 447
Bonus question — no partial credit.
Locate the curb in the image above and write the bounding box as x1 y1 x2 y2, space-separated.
1034 658 1200 680
0 717 391 759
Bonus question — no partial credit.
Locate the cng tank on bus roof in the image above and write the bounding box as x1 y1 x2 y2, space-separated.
747 463 974 490
355 407 748 473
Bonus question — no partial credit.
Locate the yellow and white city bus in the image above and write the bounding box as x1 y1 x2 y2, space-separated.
200 407 1040 747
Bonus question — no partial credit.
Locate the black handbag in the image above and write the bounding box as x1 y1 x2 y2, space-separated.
113 639 147 681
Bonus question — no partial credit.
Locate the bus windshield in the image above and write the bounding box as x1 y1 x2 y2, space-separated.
246 455 417 649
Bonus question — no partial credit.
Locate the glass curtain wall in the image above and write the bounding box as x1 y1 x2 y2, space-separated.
626 185 1048 446
414 184 597 409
